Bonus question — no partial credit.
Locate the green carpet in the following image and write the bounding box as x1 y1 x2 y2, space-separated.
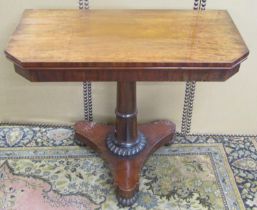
0 124 256 210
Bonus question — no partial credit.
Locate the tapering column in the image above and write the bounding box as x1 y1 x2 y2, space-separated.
106 82 146 156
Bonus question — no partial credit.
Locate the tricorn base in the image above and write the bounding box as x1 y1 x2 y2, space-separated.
75 120 176 206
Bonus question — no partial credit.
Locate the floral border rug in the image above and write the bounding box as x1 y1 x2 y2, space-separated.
0 124 256 210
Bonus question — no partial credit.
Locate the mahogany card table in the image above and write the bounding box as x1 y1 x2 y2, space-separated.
5 10 249 206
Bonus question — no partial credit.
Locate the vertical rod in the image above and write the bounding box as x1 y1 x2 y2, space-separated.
79 0 93 122
115 82 138 145
83 82 93 122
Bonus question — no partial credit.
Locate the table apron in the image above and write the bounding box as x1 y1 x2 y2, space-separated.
15 65 240 82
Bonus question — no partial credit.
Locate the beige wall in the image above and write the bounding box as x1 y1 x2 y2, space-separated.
192 0 257 134
0 0 256 135
0 0 82 124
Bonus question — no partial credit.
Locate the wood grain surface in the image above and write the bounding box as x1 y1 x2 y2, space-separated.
75 120 176 203
4 9 250 205
5 10 249 81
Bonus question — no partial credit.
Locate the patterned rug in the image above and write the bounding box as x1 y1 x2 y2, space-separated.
0 124 256 210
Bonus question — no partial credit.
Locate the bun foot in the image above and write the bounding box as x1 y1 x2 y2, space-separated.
117 192 138 207
165 134 176 146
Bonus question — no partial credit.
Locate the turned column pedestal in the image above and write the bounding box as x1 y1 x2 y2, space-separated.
75 82 176 206
5 9 249 207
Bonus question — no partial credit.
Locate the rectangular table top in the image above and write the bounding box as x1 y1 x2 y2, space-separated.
5 10 249 81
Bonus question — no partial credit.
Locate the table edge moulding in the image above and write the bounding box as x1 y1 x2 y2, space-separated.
5 9 249 206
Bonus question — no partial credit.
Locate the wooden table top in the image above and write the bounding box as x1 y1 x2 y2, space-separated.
5 10 249 81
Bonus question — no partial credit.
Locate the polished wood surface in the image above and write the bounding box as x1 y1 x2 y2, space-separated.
5 10 248 81
4 9 249 206
116 82 138 144
75 120 176 203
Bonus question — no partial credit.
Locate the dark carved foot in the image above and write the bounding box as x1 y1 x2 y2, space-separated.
165 133 176 146
75 120 175 206
117 192 138 207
